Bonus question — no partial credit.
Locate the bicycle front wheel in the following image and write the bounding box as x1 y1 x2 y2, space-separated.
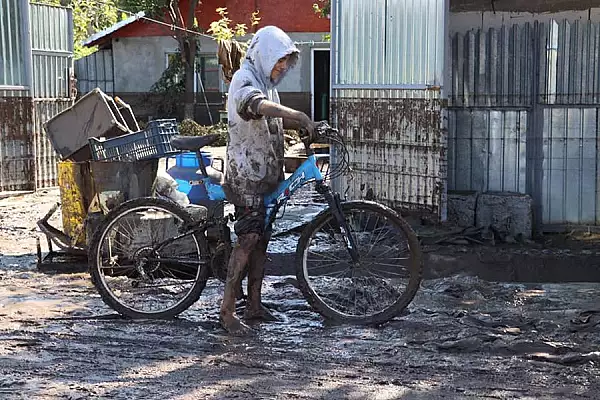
88 197 211 319
295 200 422 325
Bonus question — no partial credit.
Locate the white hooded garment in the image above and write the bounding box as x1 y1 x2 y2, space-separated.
223 26 299 207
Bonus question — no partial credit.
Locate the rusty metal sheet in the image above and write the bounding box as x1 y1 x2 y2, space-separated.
330 0 448 220
332 96 446 217
34 99 73 188
0 97 35 191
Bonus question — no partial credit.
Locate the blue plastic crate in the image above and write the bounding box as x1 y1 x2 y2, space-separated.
89 119 180 162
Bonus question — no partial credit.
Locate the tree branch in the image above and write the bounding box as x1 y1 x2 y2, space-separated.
187 0 199 29
171 0 185 29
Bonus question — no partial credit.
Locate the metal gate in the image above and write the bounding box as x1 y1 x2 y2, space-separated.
330 0 448 220
448 19 600 228
74 49 114 95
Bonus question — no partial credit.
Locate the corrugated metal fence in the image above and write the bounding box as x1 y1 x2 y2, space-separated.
30 3 74 98
331 0 448 219
0 0 28 89
0 3 74 192
29 3 75 189
448 19 600 227
0 98 35 191
34 99 73 188
74 50 114 95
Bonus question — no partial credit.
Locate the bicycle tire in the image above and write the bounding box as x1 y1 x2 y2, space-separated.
295 200 423 325
88 197 211 319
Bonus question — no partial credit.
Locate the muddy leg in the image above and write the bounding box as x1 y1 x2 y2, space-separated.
220 233 260 335
235 265 247 301
244 236 278 322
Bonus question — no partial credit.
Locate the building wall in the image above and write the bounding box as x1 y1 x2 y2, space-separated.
197 0 330 32
451 0 600 13
449 8 600 34
102 32 327 122
112 36 179 93
103 0 330 43
110 33 327 93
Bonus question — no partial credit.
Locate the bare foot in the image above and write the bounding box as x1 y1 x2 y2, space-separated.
244 304 280 322
220 314 255 336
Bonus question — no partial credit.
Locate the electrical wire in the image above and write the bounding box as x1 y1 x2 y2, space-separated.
88 0 330 46
88 0 215 39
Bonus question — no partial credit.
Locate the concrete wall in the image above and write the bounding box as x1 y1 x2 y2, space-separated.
109 32 328 120
449 8 600 34
451 0 600 13
112 36 179 93
111 33 328 94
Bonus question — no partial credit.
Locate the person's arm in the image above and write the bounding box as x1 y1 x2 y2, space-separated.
257 100 315 136
232 82 316 136
283 118 302 130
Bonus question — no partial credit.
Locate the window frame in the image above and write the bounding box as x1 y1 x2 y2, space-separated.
164 51 223 94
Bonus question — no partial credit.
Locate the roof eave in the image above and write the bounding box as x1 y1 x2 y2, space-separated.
83 11 146 48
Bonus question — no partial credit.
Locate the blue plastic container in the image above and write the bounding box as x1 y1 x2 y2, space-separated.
167 151 218 205
174 151 212 169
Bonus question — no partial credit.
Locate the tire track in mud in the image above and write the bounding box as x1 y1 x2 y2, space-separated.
2 187 600 398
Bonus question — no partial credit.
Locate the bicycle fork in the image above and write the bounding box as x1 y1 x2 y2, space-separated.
316 182 361 264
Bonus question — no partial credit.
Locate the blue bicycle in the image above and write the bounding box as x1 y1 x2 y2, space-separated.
88 123 423 325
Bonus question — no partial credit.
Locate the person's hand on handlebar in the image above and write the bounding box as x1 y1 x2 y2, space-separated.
297 112 319 142
300 120 333 143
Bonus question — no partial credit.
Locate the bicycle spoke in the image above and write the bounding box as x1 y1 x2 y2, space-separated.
300 203 421 321
92 201 206 318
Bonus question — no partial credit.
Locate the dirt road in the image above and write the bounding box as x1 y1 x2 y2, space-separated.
1 189 600 399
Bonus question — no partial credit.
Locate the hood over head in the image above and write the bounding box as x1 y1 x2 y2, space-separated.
243 25 299 89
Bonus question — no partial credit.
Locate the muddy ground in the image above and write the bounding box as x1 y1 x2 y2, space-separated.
2 188 600 399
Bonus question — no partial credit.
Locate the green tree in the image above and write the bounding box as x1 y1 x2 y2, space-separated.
121 0 202 119
313 0 330 17
149 6 260 119
207 7 260 42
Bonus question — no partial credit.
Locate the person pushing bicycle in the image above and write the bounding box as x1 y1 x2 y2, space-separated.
221 25 319 335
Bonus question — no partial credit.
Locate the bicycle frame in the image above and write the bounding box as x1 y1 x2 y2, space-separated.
263 154 324 224
178 132 359 262
156 155 321 242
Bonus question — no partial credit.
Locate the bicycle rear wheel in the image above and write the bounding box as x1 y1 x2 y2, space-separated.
88 197 210 319
295 200 422 325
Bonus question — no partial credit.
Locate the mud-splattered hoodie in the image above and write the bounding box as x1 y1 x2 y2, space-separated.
223 26 300 207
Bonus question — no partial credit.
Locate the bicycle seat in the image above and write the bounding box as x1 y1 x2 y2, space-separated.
171 134 220 152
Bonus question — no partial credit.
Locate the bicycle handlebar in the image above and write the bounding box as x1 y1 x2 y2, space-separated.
298 122 351 179
299 122 341 148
